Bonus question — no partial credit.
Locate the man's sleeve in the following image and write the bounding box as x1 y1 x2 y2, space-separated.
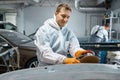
34 28 66 64
68 30 84 57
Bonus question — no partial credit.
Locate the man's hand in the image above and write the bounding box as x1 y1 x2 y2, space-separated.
75 50 93 58
64 58 80 64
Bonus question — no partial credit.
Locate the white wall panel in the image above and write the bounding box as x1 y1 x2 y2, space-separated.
16 5 104 38
23 6 86 37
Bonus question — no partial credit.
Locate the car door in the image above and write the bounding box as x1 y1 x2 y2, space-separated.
0 36 20 72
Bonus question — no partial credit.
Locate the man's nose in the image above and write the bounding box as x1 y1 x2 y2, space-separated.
64 17 68 22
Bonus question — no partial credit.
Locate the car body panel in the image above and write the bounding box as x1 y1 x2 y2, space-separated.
0 29 37 69
0 64 120 80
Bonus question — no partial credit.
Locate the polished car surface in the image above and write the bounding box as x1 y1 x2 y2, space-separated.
0 64 120 80
0 29 38 70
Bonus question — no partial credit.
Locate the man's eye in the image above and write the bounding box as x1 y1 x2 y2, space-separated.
62 15 66 18
61 15 69 19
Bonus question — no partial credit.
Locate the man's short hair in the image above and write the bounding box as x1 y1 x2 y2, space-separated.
56 3 72 12
104 24 109 27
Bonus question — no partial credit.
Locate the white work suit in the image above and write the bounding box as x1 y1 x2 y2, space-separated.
34 18 84 65
91 25 109 42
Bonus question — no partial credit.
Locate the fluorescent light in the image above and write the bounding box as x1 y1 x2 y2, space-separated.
33 0 40 3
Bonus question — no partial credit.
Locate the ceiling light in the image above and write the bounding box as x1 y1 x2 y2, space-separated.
33 0 40 3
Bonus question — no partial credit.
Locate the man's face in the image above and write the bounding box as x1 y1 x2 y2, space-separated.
105 26 110 31
55 7 71 28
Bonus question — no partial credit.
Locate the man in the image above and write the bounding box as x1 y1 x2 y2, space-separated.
90 24 110 42
34 3 93 65
90 24 110 63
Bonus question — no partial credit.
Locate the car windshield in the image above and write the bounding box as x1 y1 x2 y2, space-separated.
0 22 17 31
0 30 32 45
4 23 16 30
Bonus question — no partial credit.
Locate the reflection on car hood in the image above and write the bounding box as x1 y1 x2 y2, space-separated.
18 41 36 50
0 64 120 80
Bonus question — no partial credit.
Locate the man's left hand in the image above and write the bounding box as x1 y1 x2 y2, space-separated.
75 50 93 58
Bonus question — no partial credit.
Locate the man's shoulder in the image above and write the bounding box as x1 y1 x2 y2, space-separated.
93 25 100 28
36 24 49 33
39 24 50 30
91 25 100 31
63 27 75 34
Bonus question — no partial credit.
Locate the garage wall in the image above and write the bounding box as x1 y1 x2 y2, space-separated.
17 6 104 38
86 13 104 36
22 6 86 37
111 0 120 40
24 6 55 36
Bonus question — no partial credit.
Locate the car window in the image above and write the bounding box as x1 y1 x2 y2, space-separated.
0 22 17 31
5 24 16 30
0 24 4 29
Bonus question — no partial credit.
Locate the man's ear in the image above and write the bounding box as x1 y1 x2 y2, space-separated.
55 12 58 16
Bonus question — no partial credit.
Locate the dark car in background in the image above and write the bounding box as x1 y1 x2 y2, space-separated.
0 29 38 70
0 21 17 31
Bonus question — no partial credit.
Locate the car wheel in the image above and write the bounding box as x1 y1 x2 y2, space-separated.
25 57 39 68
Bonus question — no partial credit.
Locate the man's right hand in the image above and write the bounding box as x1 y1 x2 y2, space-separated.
63 58 80 64
75 50 93 58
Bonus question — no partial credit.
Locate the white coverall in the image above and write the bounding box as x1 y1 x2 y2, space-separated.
34 18 84 65
91 25 109 42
